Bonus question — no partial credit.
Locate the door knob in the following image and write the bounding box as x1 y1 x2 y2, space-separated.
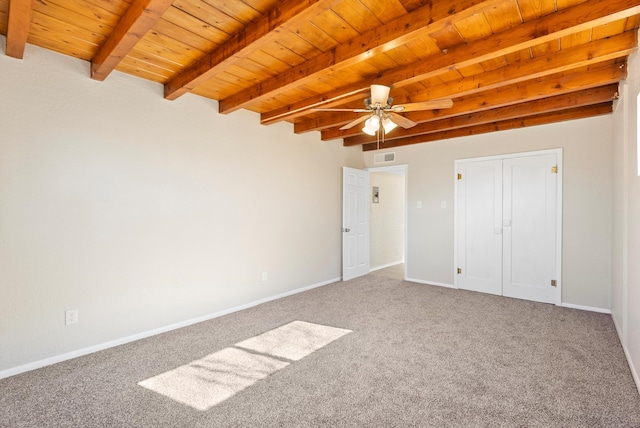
342 228 351 232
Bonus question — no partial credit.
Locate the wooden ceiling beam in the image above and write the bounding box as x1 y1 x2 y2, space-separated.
345 85 619 146
361 103 614 151
319 62 626 140
261 0 640 125
163 0 342 101
372 31 636 113
294 31 636 134
404 62 624 120
91 0 174 81
5 0 34 59
218 0 508 114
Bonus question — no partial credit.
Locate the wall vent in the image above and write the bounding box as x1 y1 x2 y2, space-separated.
373 152 396 164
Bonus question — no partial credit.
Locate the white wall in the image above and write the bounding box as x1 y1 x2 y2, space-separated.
2 34 637 392
612 35 640 393
364 115 614 310
370 171 405 268
0 37 363 374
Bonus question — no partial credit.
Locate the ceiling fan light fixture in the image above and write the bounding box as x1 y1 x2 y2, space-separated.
319 84 452 135
363 115 380 135
362 127 376 136
382 116 397 133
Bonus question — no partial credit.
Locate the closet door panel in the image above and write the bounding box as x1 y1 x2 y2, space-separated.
502 154 557 303
456 160 503 296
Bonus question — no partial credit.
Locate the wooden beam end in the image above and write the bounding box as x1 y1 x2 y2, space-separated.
4 46 26 59
163 83 185 101
90 62 108 82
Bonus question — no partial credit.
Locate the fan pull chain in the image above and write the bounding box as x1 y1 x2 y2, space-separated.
376 125 386 151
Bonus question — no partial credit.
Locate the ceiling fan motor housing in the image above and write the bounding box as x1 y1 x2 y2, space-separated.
364 97 393 110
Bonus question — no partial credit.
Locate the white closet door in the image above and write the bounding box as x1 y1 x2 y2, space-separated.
456 160 503 296
502 154 558 303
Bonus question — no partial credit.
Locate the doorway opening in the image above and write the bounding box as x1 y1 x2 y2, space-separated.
367 165 407 280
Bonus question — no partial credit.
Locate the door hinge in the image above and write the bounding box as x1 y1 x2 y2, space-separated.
457 173 462 180
551 279 557 287
551 165 558 174
457 268 462 274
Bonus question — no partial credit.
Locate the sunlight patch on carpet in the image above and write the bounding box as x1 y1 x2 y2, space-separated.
138 321 351 410
138 347 289 411
236 320 352 361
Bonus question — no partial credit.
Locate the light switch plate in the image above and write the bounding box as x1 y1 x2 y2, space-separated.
65 309 78 325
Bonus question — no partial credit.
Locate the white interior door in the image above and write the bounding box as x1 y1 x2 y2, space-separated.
502 154 558 303
342 167 370 280
456 160 503 295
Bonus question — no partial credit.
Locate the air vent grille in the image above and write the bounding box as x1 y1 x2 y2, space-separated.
373 152 396 164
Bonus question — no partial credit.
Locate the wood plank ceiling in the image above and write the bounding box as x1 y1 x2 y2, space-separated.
2 0 639 151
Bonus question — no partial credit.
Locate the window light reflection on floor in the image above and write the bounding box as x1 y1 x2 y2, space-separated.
138 321 352 411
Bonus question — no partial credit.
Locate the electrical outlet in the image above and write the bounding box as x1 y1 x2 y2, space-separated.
262 272 268 281
65 309 78 325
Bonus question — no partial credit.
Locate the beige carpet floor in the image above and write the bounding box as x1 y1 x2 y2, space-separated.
1 269 639 427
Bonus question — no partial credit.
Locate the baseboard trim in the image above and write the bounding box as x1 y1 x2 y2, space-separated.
370 261 404 272
625 344 640 396
0 277 341 380
611 311 640 396
560 302 611 314
405 277 456 289
612 312 625 346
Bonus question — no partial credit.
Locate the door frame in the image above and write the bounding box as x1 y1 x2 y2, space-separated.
454 148 563 305
366 164 408 280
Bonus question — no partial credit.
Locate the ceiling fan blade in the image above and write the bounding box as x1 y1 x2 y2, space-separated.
340 115 371 130
370 84 391 105
392 99 453 111
388 112 417 129
311 108 370 112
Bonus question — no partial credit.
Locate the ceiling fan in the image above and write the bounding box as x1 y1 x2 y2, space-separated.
312 84 453 136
